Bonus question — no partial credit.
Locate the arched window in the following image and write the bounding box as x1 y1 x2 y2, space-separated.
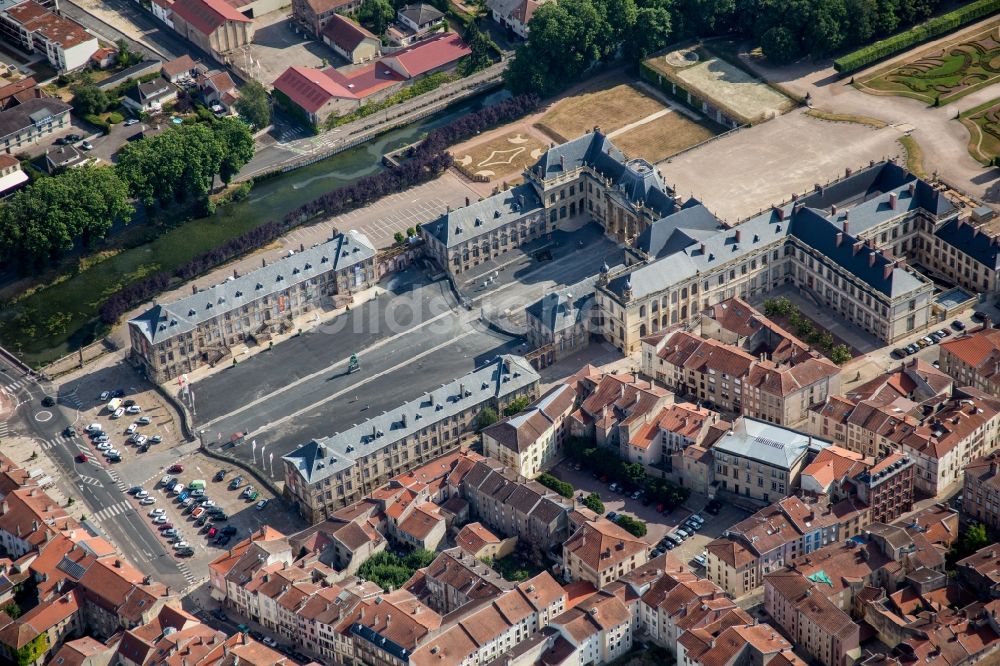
639 305 647 317
640 324 647 337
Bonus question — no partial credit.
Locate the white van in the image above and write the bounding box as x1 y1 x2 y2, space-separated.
85 423 103 433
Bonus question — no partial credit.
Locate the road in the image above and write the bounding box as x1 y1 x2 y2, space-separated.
191 228 623 475
0 358 192 591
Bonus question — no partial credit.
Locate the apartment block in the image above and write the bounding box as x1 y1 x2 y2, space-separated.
640 569 748 653
0 0 98 71
764 571 860 666
524 275 598 367
549 590 633 666
957 542 1000 600
0 96 71 155
129 231 377 383
677 621 802 666
800 447 915 525
962 452 1000 532
566 372 671 449
562 517 649 588
482 383 576 478
284 356 539 521
624 401 716 479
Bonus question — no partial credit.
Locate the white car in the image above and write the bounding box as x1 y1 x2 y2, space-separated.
149 508 165 516
160 476 174 487
126 424 138 435
96 442 112 451
135 490 148 499
85 423 103 433
105 449 121 458
126 405 141 414
112 407 125 419
172 541 189 550
173 485 184 495
139 497 156 505
133 435 147 446
153 515 168 524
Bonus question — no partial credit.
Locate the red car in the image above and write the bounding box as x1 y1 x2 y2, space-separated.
158 523 174 531
168 464 184 473
207 527 217 538
76 453 88 463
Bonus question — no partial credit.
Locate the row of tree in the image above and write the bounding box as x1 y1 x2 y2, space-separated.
505 0 948 95
0 119 254 271
505 0 673 96
100 93 539 325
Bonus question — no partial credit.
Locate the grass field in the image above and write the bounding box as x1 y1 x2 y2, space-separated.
897 134 929 179
452 132 546 181
612 112 717 163
959 97 1000 164
858 23 1000 105
536 83 666 142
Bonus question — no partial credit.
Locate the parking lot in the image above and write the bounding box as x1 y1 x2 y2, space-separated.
549 461 751 571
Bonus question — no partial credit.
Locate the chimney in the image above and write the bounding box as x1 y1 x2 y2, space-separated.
192 284 198 295
734 229 741 243
317 443 326 458
889 193 898 210
908 182 916 196
836 232 844 247
233 268 239 279
262 258 267 267
300 243 305 252
465 197 470 206
459 383 464 398
852 241 864 256
845 167 852 177
774 206 785 221
831 204 838 216
884 263 894 280
700 243 706 254
386 613 392 627
869 252 877 267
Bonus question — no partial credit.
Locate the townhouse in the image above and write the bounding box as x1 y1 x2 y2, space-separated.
938 324 1000 397
566 372 671 449
482 383 576 478
454 522 516 561
129 231 377 383
457 460 574 554
624 401 716 479
562 517 649 588
961 452 1000 532
409 572 566 666
413 547 514 614
549 590 633 666
284 355 539 521
957 542 1000 600
677 621 803 666
801 447 915 525
339 588 442 666
764 571 860 666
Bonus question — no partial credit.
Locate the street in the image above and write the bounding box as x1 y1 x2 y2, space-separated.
0 356 193 591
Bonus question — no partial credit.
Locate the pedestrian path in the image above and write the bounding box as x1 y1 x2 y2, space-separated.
93 501 131 522
40 432 77 450
175 561 198 585
0 422 8 438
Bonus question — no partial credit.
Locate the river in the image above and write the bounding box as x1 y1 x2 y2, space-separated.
214 88 511 230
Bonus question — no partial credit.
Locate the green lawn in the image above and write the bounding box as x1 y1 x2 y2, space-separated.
1 206 269 366
858 26 1000 105
960 97 1000 164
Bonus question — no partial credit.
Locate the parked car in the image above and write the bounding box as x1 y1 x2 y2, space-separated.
85 423 103 433
674 528 690 539
937 328 951 338
172 541 190 550
630 490 642 500
952 320 967 331
99 391 111 402
107 454 122 463
195 516 208 527
905 343 919 355
222 526 238 536
137 416 151 425
606 512 618 522
153 515 168 524
112 389 125 398
973 311 987 322
693 553 707 567
126 424 138 435
112 407 125 419
124 118 139 126
247 491 259 502
65 133 82 142
256 499 269 511
211 608 228 622
176 547 195 557
890 348 906 359
80 140 93 151
229 477 243 490
214 470 228 482
207 527 217 538
162 529 178 538
150 435 163 444
140 497 155 505
169 464 184 473
705 500 722 515
262 637 279 648
129 486 143 495
64 426 77 437
123 399 136 407
126 405 141 414
148 508 164 516
135 490 148 499
158 523 175 531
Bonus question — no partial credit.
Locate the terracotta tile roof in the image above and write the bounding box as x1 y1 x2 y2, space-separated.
455 521 500 556
940 327 1000 383
49 636 110 666
208 526 285 577
563 518 648 574
301 0 355 15
382 32 469 78
483 384 575 453
170 0 250 37
706 538 756 569
421 547 513 600
550 590 629 643
6 1 95 50
397 502 444 541
162 54 197 77
321 13 377 52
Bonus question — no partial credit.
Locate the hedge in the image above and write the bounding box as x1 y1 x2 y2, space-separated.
537 473 573 498
834 0 1000 73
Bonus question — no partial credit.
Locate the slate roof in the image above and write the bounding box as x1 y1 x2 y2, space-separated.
422 183 541 249
634 200 722 259
284 355 538 484
524 275 598 334
129 231 375 344
0 97 71 140
713 417 828 471
935 218 1000 270
482 384 575 454
398 2 443 25
604 160 947 302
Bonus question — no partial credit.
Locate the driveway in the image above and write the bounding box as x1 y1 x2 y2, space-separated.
730 17 1000 204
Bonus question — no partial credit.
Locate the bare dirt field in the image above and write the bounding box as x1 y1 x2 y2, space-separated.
613 112 717 163
452 131 547 181
536 82 667 141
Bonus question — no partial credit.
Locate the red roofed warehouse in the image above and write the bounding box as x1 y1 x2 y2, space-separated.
169 0 253 59
273 64 403 126
380 32 470 79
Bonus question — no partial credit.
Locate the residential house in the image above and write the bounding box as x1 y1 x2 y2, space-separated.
89 46 117 69
566 372 671 449
337 588 442 666
625 401 716 481
415 547 514 614
380 32 470 79
160 54 199 83
169 0 254 59
957 542 1000 600
291 0 363 37
939 325 1000 397
486 0 544 38
198 69 239 113
321 14 380 64
549 590 632 666
388 3 442 45
677 621 802 666
481 383 576 478
0 0 98 71
454 522 516 561
962 452 1000 533
121 77 178 114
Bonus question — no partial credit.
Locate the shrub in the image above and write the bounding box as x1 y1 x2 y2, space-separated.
615 514 647 537
537 473 573 498
834 0 1000 74
107 112 124 124
83 114 111 135
582 492 604 514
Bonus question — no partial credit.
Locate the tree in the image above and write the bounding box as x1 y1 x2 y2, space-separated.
623 462 646 490
71 84 109 117
358 0 394 34
503 395 531 416
235 79 272 130
623 5 673 62
214 117 255 185
615 514 647 537
476 407 499 430
2 601 21 619
538 473 574 498
582 492 605 514
394 231 405 244
464 23 496 73
0 166 133 267
115 38 138 69
830 344 852 365
760 25 800 63
762 297 794 318
961 522 990 555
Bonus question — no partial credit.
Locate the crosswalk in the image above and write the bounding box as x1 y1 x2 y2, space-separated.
175 561 198 585
93 501 131 522
0 421 8 438
40 432 78 450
